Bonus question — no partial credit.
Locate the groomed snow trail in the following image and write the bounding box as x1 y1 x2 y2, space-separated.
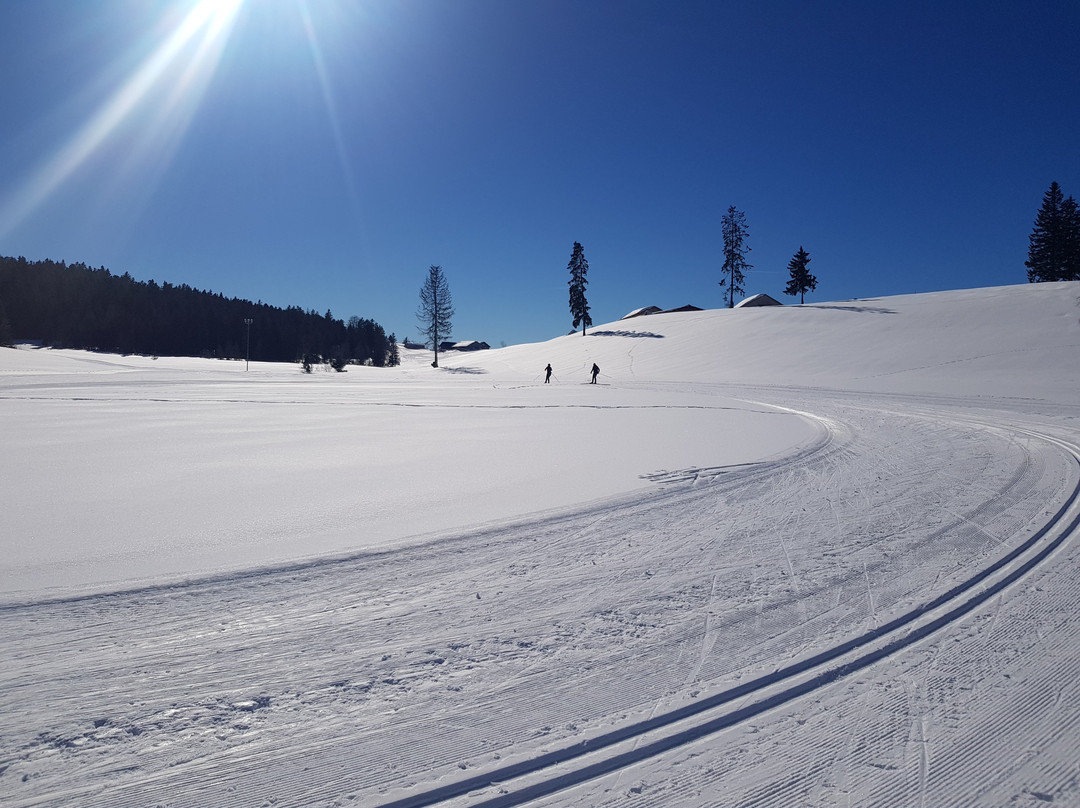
3 387 1079 807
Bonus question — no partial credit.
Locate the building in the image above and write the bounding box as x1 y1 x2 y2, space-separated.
620 305 703 320
735 293 783 308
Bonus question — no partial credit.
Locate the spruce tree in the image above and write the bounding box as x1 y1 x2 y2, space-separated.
783 246 817 304
386 333 400 367
416 265 454 367
720 206 752 307
1063 194 1080 281
567 242 592 336
1026 182 1080 283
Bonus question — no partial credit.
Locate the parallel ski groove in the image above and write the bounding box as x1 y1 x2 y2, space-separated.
4 395 1078 808
371 427 1080 808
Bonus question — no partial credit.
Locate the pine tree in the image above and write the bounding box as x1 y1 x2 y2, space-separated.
386 332 400 367
567 242 592 336
720 206 752 307
1026 182 1080 283
783 246 817 304
416 265 454 367
1061 193 1080 281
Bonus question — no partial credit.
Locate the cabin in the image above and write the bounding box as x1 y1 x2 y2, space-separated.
621 304 703 320
439 340 491 352
735 293 783 308
621 306 663 320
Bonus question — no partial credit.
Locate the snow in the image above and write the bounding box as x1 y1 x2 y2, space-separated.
0 351 813 597
2 280 1080 806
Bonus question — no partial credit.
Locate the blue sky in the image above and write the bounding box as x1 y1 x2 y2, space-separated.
1 0 1077 347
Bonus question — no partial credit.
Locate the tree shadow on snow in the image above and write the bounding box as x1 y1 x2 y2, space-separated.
806 304 896 314
589 330 665 338
440 366 488 374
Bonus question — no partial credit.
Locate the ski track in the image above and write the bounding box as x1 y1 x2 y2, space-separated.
3 387 1080 807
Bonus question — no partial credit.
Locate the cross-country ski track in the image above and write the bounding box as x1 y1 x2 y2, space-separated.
4 389 1080 806
4 282 1080 806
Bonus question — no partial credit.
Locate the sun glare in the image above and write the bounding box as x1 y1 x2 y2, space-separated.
0 0 244 240
297 1 362 215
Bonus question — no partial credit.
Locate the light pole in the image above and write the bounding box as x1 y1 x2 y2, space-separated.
243 318 253 371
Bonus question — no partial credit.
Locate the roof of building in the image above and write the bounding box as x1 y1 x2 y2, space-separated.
621 306 664 320
735 293 783 308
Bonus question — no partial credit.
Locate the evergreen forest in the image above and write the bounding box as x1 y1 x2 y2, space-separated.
0 256 395 367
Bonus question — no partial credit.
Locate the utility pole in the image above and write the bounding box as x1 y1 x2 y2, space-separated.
243 318 253 371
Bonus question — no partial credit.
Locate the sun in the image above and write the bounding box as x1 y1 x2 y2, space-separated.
0 0 377 242
0 0 245 240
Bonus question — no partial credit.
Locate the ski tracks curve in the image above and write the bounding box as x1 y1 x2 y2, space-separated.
2 389 1079 807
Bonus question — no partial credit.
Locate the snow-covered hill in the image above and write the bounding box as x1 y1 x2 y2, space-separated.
439 280 1080 401
2 281 1080 807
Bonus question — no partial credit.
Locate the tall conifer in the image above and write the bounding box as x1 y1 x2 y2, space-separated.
568 242 592 336
783 246 817 304
1026 182 1080 283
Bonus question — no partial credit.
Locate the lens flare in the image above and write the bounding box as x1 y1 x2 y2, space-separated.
0 0 243 240
298 0 362 216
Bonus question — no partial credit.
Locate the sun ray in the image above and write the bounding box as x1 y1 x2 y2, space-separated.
298 0 362 216
0 0 243 241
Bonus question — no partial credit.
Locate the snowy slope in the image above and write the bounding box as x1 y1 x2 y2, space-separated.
2 281 1080 807
442 281 1080 401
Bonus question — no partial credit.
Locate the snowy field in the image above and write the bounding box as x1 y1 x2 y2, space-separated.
2 281 1080 806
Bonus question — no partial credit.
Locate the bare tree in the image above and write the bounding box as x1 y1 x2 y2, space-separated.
416 265 454 367
720 206 752 307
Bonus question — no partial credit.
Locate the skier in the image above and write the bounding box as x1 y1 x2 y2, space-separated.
590 363 600 384
544 364 552 383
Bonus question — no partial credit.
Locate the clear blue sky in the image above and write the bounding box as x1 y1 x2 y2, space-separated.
1 1 1077 347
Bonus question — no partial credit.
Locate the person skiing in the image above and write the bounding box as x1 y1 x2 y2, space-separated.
590 363 600 384
544 364 552 383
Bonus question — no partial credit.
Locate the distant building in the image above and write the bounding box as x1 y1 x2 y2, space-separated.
621 306 663 320
621 304 703 320
735 293 783 308
439 340 491 351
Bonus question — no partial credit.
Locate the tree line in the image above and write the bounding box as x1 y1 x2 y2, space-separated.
564 179 1076 336
0 255 397 367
